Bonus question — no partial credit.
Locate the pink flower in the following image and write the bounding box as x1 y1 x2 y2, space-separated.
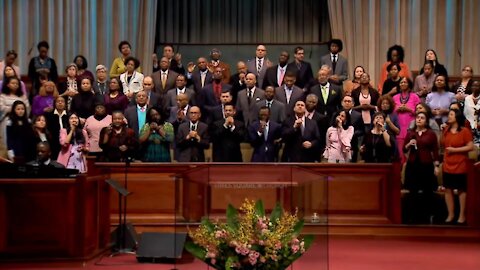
258 240 265 245
291 244 300 254
274 241 282 250
211 258 216 265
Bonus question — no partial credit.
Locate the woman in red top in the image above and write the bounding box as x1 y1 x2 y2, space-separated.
440 109 474 224
403 112 439 223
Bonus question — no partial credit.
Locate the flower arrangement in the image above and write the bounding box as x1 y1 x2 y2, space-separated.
185 199 314 270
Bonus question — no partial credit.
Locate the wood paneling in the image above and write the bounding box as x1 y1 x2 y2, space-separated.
0 176 110 260
96 163 402 225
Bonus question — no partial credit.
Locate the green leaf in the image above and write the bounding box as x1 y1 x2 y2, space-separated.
201 217 215 232
255 200 265 217
226 204 239 230
184 241 206 260
226 256 238 270
292 220 304 236
270 202 283 225
302 234 315 251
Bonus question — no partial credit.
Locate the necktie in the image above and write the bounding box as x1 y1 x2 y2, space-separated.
266 101 272 108
201 72 206 88
191 123 197 131
264 124 268 141
247 89 253 105
278 68 285 86
161 72 167 89
321 85 328 104
140 106 146 112
99 82 106 94
285 88 292 104
257 59 262 74
332 55 337 72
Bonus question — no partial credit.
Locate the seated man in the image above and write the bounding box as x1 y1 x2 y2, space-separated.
27 141 65 169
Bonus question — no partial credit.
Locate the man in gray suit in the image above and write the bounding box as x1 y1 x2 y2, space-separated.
164 74 195 110
246 45 272 89
236 73 265 127
255 86 285 124
152 57 179 95
274 72 304 117
320 39 348 85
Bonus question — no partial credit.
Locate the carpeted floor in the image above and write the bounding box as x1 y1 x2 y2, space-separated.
2 237 480 270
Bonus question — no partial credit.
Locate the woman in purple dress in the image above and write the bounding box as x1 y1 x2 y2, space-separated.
31 81 59 116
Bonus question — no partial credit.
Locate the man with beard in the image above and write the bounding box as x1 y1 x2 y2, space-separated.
262 51 295 89
210 103 246 162
281 100 320 162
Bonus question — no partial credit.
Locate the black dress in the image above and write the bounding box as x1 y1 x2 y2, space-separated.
361 131 394 163
6 120 36 163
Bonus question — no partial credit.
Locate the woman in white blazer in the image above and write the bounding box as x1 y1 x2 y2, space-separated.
120 56 144 99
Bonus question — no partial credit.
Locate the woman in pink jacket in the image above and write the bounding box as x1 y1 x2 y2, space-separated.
323 109 354 163
57 112 89 172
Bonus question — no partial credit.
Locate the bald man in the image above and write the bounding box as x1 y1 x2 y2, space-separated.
246 45 273 88
175 106 210 162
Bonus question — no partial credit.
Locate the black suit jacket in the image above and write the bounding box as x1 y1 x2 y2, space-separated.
210 119 246 162
188 70 213 93
175 121 210 162
124 105 147 138
229 72 246 105
289 60 314 89
44 111 69 159
309 112 330 156
281 116 320 162
261 64 296 89
248 120 282 162
198 83 232 111
308 83 343 120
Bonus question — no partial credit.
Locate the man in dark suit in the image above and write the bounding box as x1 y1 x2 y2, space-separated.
246 45 272 89
26 142 65 169
207 48 231 84
130 76 162 108
339 94 364 162
208 89 234 126
289 46 314 90
187 57 213 94
248 106 282 162
153 45 185 75
229 61 248 105
175 106 210 162
152 57 179 96
262 51 295 89
274 71 305 117
281 100 320 162
163 74 195 110
305 94 329 158
210 103 246 162
124 90 148 138
198 66 232 113
236 73 265 127
255 86 285 124
168 93 191 132
320 39 349 85
308 66 342 120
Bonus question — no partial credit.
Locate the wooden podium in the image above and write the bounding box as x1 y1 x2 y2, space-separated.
0 175 110 260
